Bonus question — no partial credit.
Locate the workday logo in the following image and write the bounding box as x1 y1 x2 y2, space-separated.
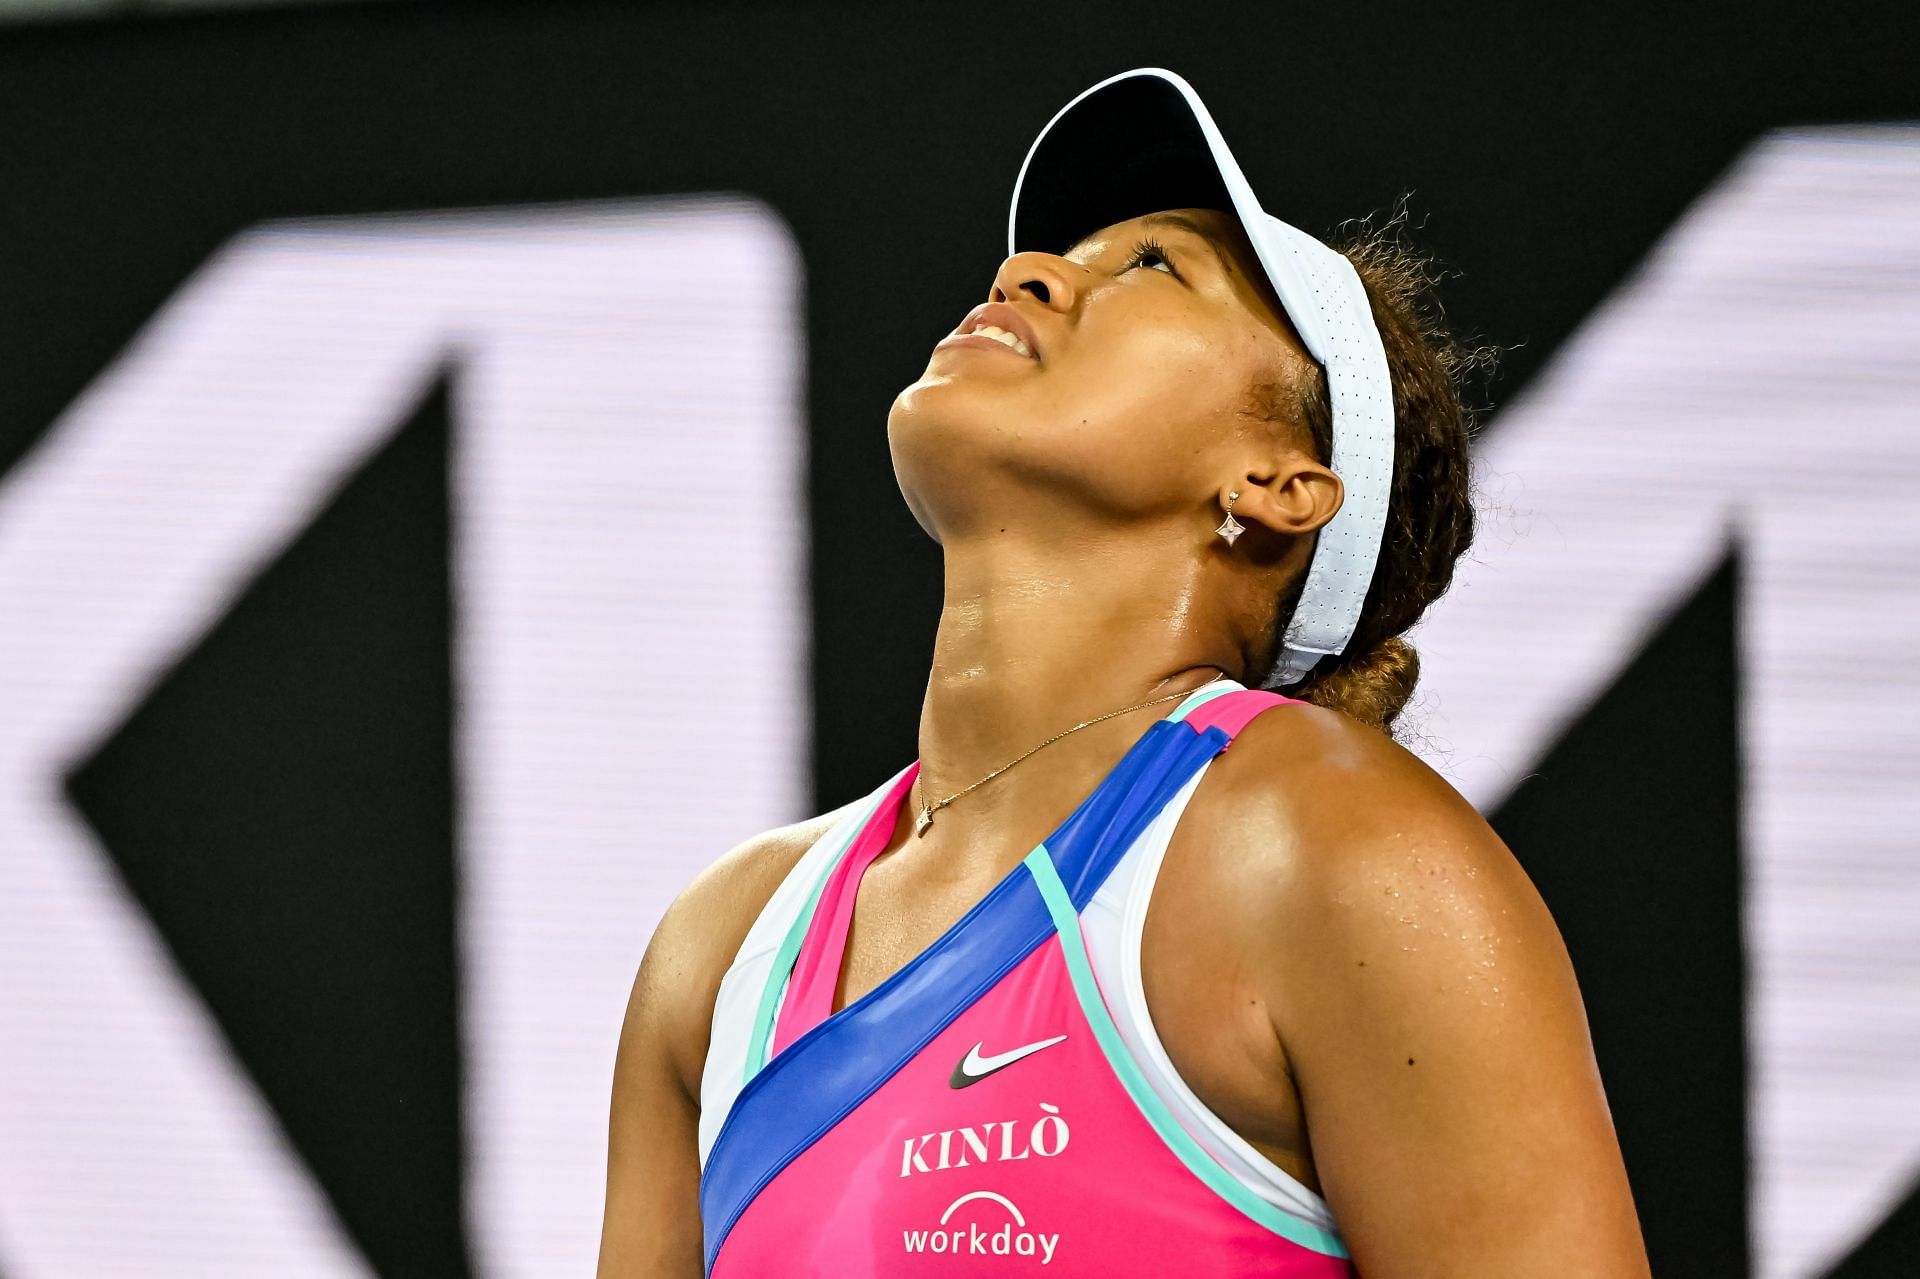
902 1190 1061 1265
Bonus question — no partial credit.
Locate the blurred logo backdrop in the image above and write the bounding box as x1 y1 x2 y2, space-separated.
0 2 1915 1276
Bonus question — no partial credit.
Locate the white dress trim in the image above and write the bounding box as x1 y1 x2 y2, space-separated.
695 766 908 1167
1082 746 1339 1232
699 691 1336 1237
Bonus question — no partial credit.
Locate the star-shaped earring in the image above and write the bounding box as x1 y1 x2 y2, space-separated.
1216 490 1245 546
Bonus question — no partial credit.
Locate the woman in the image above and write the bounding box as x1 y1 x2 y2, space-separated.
598 68 1652 1277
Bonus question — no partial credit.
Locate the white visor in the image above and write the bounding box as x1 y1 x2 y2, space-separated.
1008 67 1395 689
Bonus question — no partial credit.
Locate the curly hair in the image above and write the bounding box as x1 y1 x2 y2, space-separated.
1242 196 1500 740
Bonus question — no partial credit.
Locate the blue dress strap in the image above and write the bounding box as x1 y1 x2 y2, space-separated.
698 708 1240 1273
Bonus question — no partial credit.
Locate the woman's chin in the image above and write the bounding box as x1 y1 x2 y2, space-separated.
889 398 1032 502
891 366 1043 431
891 380 984 443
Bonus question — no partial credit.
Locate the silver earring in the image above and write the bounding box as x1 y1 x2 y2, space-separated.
1215 490 1245 546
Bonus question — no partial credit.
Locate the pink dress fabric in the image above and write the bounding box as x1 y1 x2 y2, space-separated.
708 688 1356 1276
771 685 1298 1057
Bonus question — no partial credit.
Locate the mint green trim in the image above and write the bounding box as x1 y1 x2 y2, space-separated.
743 806 872 1084
1021 844 1351 1259
1169 679 1239 722
744 683 1232 1084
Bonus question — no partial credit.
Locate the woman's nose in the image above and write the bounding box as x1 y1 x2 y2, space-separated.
989 250 1077 312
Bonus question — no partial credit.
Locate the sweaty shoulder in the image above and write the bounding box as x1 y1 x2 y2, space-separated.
1204 697 1490 856
643 800 864 1100
1193 702 1644 1270
1188 697 1554 1009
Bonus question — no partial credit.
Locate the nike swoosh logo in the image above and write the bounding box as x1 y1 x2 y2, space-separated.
948 1034 1069 1088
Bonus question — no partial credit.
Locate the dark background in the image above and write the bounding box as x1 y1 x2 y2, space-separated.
4 1 1917 1273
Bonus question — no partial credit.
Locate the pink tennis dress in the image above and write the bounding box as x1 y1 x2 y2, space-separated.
696 680 1357 1275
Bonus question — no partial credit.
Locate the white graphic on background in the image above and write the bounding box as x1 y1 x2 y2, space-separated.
0 197 805 1276
1409 127 1920 1278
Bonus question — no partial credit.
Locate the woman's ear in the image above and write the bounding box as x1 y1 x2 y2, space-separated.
1225 452 1344 540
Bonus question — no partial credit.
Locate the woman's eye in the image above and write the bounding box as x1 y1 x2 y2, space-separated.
1126 240 1176 274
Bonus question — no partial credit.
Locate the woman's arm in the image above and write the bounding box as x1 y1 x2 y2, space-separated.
596 881 711 1278
1251 721 1653 1277
595 811 849 1277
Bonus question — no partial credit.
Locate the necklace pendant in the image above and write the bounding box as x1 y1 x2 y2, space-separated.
914 805 933 837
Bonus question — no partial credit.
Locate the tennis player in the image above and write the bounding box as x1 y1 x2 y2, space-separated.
598 67 1652 1278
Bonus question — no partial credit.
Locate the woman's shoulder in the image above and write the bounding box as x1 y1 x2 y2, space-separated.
684 801 863 942
640 798 867 1097
1183 700 1636 1268
1187 696 1555 973
1207 696 1508 867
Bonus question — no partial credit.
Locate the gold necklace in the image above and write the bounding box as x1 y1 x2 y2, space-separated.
910 667 1227 837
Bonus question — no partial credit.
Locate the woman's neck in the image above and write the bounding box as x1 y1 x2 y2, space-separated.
911 535 1240 836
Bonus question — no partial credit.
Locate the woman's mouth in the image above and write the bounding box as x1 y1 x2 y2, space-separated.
934 326 1036 359
944 303 1043 360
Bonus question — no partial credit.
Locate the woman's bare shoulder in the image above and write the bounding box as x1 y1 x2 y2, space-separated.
683 801 862 950
1189 697 1551 1008
639 798 866 1097
1197 703 1648 1271
1208 698 1506 867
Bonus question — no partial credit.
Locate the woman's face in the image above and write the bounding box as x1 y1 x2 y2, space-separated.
889 206 1316 542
